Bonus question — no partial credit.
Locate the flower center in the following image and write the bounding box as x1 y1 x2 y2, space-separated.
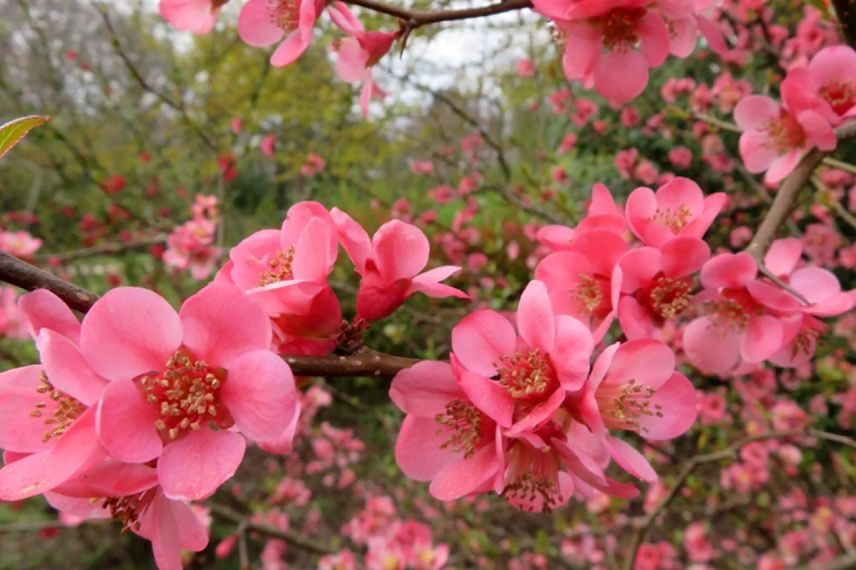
139 347 227 440
434 399 485 459
596 378 662 433
30 372 85 442
652 204 692 233
268 0 300 33
703 292 753 331
573 274 610 316
597 7 646 52
502 442 563 512
762 112 806 153
100 490 155 532
819 79 856 116
645 274 692 320
257 246 296 286
496 349 558 401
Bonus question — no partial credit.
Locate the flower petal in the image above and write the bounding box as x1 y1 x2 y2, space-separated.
81 288 181 382
96 379 163 463
220 349 297 442
158 428 246 501
451 309 516 377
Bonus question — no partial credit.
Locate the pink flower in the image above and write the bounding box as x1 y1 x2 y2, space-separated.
260 134 276 157
87 283 298 500
617 237 709 339
668 146 693 169
535 229 626 340
533 0 672 106
47 461 208 570
238 0 325 67
217 201 341 355
517 58 536 77
781 45 856 126
625 177 727 248
163 218 221 280
159 0 223 35
753 238 854 367
570 340 697 482
451 280 594 431
682 252 785 374
390 360 501 503
301 153 326 176
0 290 108 500
0 229 42 258
329 2 399 117
734 94 836 184
331 210 468 321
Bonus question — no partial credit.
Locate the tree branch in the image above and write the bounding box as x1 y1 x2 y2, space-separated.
832 0 856 48
344 0 532 29
35 236 167 263
745 120 856 261
0 252 418 377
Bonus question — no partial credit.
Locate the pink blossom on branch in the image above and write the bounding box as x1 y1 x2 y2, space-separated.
331 209 468 321
238 0 325 67
329 2 399 117
781 45 856 127
217 201 342 355
85 283 299 501
734 94 836 184
159 0 225 35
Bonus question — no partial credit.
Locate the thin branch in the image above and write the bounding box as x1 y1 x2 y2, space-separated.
344 0 532 29
0 252 99 313
208 503 336 555
92 3 218 152
35 236 166 263
0 252 418 377
745 120 856 261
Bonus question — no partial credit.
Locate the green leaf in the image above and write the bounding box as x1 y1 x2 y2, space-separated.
0 115 50 160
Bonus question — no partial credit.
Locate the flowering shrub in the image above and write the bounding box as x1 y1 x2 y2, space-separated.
0 0 854 569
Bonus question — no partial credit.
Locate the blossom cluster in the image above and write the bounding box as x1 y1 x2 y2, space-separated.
389 176 853 512
735 45 856 183
532 0 725 106
0 201 466 568
163 193 222 280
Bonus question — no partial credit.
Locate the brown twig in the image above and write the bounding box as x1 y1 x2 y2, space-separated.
0 252 98 313
0 251 419 377
745 121 856 261
208 503 336 555
832 0 856 48
35 236 167 263
344 0 532 29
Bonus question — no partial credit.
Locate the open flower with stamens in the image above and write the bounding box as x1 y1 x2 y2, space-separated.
159 0 226 35
217 201 341 355
533 0 673 106
682 252 786 375
331 209 468 322
617 237 710 339
390 361 502 502
625 177 727 248
570 340 697 483
0 289 110 500
746 238 854 368
781 45 856 127
85 283 298 501
535 229 626 341
46 461 208 570
238 0 325 67
734 94 836 184
450 280 594 436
